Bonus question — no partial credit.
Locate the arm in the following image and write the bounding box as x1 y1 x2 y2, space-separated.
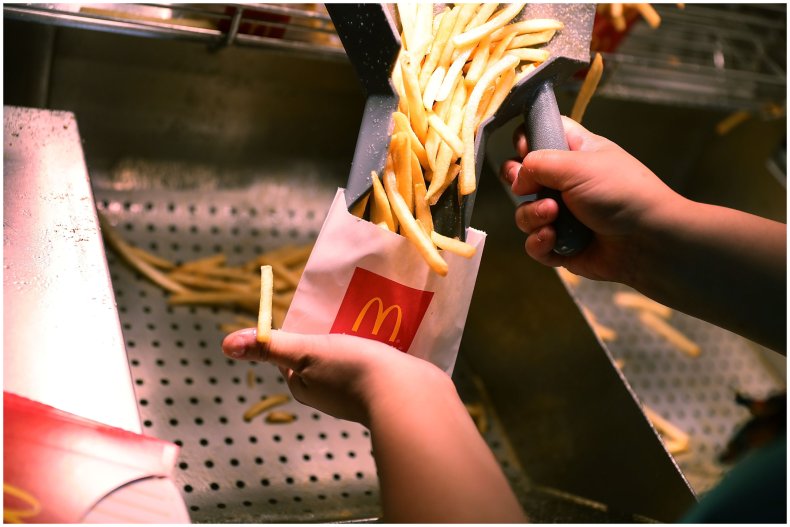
223 329 526 523
501 117 786 353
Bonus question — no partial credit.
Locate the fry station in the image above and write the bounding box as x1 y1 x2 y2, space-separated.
4 3 786 523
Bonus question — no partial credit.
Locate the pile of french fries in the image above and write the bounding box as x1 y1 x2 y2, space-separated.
97 211 311 333
352 3 564 276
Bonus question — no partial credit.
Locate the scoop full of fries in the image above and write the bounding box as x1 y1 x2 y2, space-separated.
352 3 565 275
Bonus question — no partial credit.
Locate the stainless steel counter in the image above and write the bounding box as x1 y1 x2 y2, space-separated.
3 106 141 434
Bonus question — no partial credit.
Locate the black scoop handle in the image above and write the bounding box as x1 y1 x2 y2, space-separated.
523 81 592 255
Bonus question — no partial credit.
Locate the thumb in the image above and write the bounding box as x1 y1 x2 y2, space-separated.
514 149 592 195
222 328 318 373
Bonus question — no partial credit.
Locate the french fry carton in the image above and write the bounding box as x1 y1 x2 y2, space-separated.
282 189 485 374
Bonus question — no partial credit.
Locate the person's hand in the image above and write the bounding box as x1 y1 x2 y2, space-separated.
500 116 684 285
221 329 455 427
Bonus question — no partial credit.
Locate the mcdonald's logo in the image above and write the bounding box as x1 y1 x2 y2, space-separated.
352 297 403 342
331 267 433 352
3 483 42 524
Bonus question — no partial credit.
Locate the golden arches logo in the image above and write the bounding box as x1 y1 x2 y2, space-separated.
4 483 42 524
351 297 402 342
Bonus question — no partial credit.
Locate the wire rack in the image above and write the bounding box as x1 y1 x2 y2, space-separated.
594 3 786 112
5 3 785 111
3 3 345 58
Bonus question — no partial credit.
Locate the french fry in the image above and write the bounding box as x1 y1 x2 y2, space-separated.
463 3 498 33
370 171 396 232
391 133 414 214
437 4 479 70
490 18 563 40
639 311 700 357
489 31 517 65
97 211 189 294
179 253 226 270
392 51 410 116
460 53 519 196
635 3 661 29
401 52 429 142
414 182 434 235
571 52 604 124
515 63 537 83
393 111 429 169
452 3 526 48
613 291 672 319
507 48 550 63
129 246 176 270
422 66 446 110
436 46 473 102
419 6 458 90
581 306 618 342
350 192 370 218
397 3 418 53
643 405 690 455
508 29 556 50
256 265 273 344
610 3 627 32
427 80 468 203
431 231 476 258
247 368 256 388
427 113 464 157
265 411 297 424
168 271 252 293
243 394 290 422
465 35 491 87
383 162 449 276
481 67 516 123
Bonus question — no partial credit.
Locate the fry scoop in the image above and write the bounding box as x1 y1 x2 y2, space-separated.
329 4 595 252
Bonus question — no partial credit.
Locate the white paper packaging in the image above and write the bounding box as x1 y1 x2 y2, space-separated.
282 189 486 374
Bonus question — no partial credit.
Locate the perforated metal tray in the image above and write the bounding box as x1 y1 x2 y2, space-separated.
565 276 786 495
94 176 529 523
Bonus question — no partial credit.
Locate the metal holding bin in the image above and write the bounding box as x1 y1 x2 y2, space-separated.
4 3 786 523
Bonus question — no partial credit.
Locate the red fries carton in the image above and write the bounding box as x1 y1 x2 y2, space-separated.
283 189 485 374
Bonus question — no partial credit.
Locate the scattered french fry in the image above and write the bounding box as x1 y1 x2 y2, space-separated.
265 411 297 424
129 246 176 270
639 311 700 357
643 405 690 454
180 253 226 270
613 291 672 319
97 211 189 294
582 306 618 342
243 394 290 422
